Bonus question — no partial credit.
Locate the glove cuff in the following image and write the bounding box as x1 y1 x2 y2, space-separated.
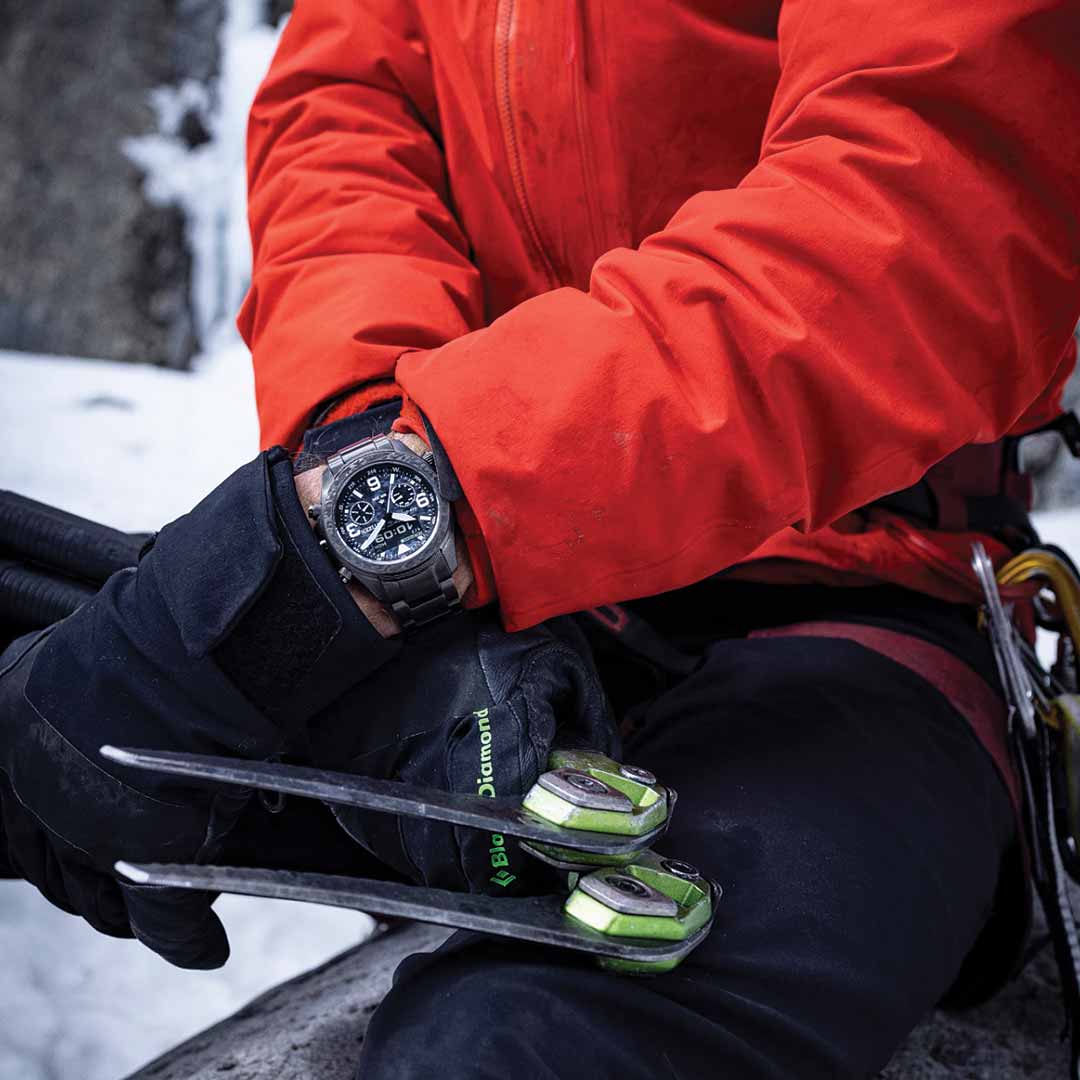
145 449 400 733
212 448 401 728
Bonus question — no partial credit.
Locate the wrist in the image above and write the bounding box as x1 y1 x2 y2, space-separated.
386 430 429 457
294 434 474 637
293 463 403 638
392 399 497 611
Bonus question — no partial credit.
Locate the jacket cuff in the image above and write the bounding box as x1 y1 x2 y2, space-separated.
454 500 498 611
390 394 428 444
319 380 401 427
295 399 403 475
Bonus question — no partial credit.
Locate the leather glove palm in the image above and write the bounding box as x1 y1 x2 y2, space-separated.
309 609 618 894
0 449 398 967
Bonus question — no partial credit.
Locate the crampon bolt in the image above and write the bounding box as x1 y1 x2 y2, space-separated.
660 858 701 881
619 764 657 786
565 771 608 793
609 874 651 898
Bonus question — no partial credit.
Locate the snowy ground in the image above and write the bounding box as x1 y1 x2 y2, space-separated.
0 346 258 530
0 347 376 1080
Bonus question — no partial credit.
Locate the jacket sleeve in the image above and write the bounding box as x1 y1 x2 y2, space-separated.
394 0 1080 630
238 0 484 450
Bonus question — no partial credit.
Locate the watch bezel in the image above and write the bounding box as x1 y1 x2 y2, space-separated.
320 443 450 579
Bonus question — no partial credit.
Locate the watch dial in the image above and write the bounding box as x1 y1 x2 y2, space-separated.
335 463 439 564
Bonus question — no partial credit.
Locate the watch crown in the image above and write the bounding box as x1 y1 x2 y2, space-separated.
307 504 321 521
339 567 353 584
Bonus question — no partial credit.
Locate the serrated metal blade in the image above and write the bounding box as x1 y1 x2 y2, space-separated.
114 861 712 965
101 746 667 856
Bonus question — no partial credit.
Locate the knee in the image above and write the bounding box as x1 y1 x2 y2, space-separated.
358 943 551 1080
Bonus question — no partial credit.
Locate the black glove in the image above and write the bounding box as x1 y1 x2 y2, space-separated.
308 608 619 895
0 448 399 968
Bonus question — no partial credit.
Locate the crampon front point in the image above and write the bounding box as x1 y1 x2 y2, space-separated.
104 745 718 974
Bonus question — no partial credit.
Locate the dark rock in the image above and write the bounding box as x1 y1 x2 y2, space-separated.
178 107 213 150
128 202 196 367
265 0 292 27
171 0 224 85
125 910 1073 1079
126 922 453 1080
0 0 223 367
882 934 1070 1079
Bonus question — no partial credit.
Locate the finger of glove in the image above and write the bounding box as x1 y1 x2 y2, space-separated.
525 643 617 756
57 860 132 939
0 775 78 913
2 827 76 915
3 825 130 938
120 880 229 969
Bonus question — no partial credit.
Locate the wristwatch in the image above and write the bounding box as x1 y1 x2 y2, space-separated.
308 435 459 631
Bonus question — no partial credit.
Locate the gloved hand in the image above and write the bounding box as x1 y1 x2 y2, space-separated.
0 448 399 968
308 608 619 895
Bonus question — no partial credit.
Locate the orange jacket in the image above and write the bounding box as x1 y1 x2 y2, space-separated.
240 0 1080 631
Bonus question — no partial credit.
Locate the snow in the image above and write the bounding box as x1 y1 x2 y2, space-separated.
0 346 377 1080
0 346 258 531
1031 507 1080 559
0 883 374 1080
123 0 282 351
0 7 379 1080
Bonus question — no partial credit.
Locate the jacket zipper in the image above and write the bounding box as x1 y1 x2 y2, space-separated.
567 0 606 263
494 0 560 289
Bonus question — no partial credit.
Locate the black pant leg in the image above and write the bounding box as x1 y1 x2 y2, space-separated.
357 635 1017 1080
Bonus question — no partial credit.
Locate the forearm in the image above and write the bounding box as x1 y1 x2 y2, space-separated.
394 0 1080 629
240 0 484 450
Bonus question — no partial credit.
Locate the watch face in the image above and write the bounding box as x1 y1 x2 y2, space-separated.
334 462 440 564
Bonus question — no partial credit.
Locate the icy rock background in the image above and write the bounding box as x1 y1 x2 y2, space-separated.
0 0 217 367
0 6 375 1080
1 0 1079 1077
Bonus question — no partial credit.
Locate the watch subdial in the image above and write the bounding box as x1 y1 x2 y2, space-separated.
389 482 416 509
349 500 376 527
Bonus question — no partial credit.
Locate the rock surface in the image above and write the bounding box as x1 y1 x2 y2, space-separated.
127 915 1071 1079
266 0 292 27
127 923 453 1080
882 939 1069 1079
0 0 223 367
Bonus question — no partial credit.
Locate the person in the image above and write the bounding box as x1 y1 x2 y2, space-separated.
1 0 1079 1077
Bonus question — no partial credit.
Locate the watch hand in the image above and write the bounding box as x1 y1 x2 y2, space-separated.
361 518 386 552
392 513 416 523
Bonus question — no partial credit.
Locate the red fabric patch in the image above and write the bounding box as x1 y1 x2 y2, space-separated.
320 380 401 430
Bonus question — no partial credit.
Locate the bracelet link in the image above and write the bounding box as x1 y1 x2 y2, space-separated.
327 434 396 477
